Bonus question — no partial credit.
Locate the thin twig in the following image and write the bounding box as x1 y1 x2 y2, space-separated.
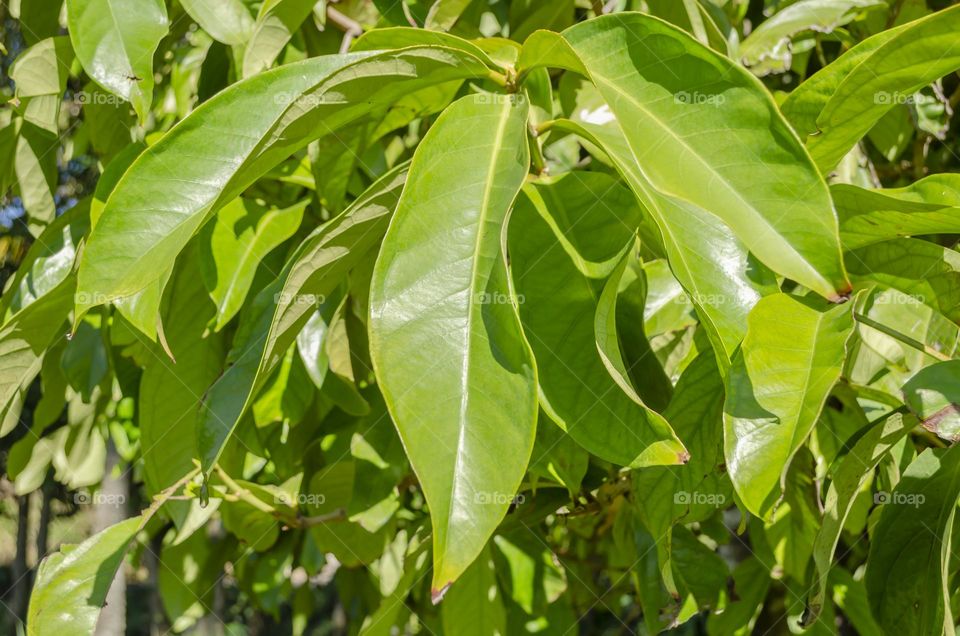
327 6 363 54
854 312 952 362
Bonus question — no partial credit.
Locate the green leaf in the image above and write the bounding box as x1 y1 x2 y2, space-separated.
351 27 499 69
441 546 506 634
865 445 960 636
61 320 108 402
10 36 74 135
425 0 474 31
65 0 168 120
846 238 960 324
1 201 89 320
140 247 226 527
75 47 491 316
632 351 729 595
27 516 141 636
545 119 779 366
180 0 254 45
595 246 673 412
509 0 575 43
200 197 306 331
15 121 59 233
739 0 883 76
856 287 959 372
802 411 915 626
12 0 63 45
724 293 856 518
671 525 728 610
706 557 770 635
242 0 317 78
643 0 733 55
788 4 960 172
523 13 850 301
197 165 407 475
509 176 686 468
832 174 960 249
0 205 88 435
158 530 225 632
902 361 960 442
305 462 392 566
369 94 537 594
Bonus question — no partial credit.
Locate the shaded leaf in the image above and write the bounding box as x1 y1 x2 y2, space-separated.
724 293 856 518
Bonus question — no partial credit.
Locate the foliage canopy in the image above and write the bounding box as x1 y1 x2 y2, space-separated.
3 0 960 634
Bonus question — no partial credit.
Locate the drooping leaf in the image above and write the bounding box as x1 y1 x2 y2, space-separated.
632 350 729 595
180 0 254 45
65 0 168 120
0 205 90 436
546 119 779 366
27 516 141 636
509 176 686 468
157 530 226 632
802 411 916 626
522 13 850 301
197 165 407 475
739 0 883 76
902 361 960 442
140 246 227 528
242 0 317 78
724 293 856 518
10 36 74 135
785 4 960 172
75 47 491 317
595 246 673 412
351 27 499 69
865 445 960 636
369 94 537 594
440 546 507 635
11 0 63 45
832 174 960 249
200 197 306 331
1 201 89 320
14 121 59 233
425 0 475 31
845 238 960 324
509 0 575 43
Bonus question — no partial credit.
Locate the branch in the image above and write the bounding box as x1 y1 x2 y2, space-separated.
327 6 363 54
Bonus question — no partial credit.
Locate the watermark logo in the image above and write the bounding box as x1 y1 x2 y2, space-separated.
874 491 925 508
74 491 126 507
873 91 918 106
275 493 327 507
274 292 325 307
273 92 331 108
475 492 525 506
74 291 113 306
874 290 926 306
74 91 126 106
675 91 726 106
674 491 726 506
476 291 524 305
473 93 525 106
676 292 727 307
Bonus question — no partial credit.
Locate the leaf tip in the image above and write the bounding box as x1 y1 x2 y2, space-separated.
431 582 452 605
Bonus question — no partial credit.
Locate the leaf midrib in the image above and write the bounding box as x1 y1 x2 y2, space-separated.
445 102 514 564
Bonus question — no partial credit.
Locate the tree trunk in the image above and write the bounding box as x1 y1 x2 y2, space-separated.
94 441 128 636
8 493 31 630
